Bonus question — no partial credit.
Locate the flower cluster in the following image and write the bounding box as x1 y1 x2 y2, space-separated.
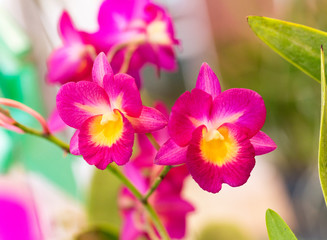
46 0 277 238
47 0 178 87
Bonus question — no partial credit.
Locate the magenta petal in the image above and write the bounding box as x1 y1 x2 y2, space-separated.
98 0 149 32
0 194 42 240
47 107 67 133
103 73 142 117
186 124 255 193
120 211 142 240
132 134 156 168
154 101 170 118
92 52 114 87
169 89 212 146
46 45 93 85
158 165 189 195
210 88 266 138
70 130 81 155
155 138 187 165
78 114 134 169
56 81 110 129
126 106 168 133
59 11 81 43
250 131 277 155
195 63 221 98
123 163 147 194
154 196 194 239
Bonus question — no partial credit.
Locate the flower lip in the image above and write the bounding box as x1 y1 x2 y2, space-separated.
89 109 124 147
187 124 256 193
200 125 238 167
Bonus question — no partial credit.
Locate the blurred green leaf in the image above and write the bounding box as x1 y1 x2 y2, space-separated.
319 47 327 205
75 224 119 240
266 209 297 240
196 222 252 240
248 16 327 82
87 169 121 227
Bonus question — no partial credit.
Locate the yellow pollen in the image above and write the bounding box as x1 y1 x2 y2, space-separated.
200 126 238 166
90 110 124 147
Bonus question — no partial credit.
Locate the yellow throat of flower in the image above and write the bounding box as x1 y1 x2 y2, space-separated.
200 126 238 166
90 110 124 147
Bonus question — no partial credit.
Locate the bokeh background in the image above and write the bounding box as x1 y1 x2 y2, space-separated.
0 0 327 239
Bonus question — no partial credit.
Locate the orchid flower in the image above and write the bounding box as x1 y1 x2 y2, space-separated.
120 163 194 240
155 63 277 193
56 53 167 169
89 0 179 86
46 11 96 85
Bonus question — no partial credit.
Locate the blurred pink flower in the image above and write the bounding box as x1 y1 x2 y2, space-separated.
88 0 179 86
120 164 194 240
56 53 167 169
119 103 194 239
0 180 42 240
156 63 277 193
46 11 96 85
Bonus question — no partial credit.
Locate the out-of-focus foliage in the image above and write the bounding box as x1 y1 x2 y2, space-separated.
87 169 121 230
266 209 297 240
196 223 252 240
75 224 119 240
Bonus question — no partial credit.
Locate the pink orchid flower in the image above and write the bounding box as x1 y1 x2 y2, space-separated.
155 63 277 193
89 0 179 85
46 11 96 85
120 163 194 240
56 53 167 169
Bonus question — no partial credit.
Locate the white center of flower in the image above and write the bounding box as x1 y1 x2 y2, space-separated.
100 112 119 125
146 20 171 45
204 128 225 141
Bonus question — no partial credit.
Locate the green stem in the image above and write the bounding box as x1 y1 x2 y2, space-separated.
14 121 70 152
107 164 143 201
145 133 160 151
107 164 170 240
143 165 172 202
144 201 170 240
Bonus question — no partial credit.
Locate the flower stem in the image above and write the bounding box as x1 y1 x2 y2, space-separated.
145 133 160 151
14 121 70 153
143 165 172 202
107 164 171 240
144 201 170 240
107 164 143 200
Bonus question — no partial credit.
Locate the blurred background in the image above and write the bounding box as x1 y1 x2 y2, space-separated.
0 0 327 239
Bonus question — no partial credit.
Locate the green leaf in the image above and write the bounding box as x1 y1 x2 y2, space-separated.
319 47 327 205
248 16 327 82
266 209 297 240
